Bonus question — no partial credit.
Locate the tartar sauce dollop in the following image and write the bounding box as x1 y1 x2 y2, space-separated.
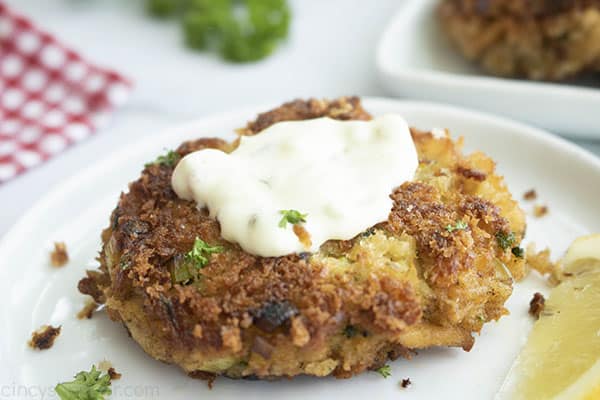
172 114 418 257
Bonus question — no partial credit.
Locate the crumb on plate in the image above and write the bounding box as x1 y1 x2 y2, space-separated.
107 367 122 380
50 242 69 267
529 292 546 318
526 244 561 285
523 189 537 201
28 325 61 350
533 204 549 218
189 370 216 389
401 378 412 388
97 360 121 380
77 298 99 319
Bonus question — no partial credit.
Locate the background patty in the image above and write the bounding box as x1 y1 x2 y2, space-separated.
79 97 526 381
438 0 600 80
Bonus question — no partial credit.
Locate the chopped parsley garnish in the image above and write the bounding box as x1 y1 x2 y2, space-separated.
512 246 525 258
496 231 516 250
376 365 392 378
172 257 196 284
343 325 358 338
55 365 112 400
145 150 180 168
172 237 222 284
186 237 223 268
278 209 307 228
147 0 291 62
445 220 468 233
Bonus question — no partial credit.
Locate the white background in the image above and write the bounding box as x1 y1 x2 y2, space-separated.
2 0 600 236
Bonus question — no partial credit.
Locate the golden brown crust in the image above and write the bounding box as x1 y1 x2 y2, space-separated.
238 97 370 136
79 97 526 380
445 0 600 17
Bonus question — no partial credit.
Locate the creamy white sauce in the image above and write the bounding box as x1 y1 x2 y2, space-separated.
172 114 418 257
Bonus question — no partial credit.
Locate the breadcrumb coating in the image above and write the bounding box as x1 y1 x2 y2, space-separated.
79 97 526 381
439 0 600 80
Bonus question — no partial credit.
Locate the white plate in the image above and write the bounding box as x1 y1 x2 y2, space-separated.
1 98 600 400
376 0 600 139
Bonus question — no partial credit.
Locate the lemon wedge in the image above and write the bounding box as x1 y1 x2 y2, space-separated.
498 234 600 400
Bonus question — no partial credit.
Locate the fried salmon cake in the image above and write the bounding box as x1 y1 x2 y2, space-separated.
78 97 526 381
438 0 600 80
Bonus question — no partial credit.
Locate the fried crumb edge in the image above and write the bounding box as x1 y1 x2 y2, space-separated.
528 292 546 318
107 367 122 380
28 325 61 350
50 242 69 267
533 204 549 218
523 189 537 201
189 370 216 389
526 244 561 284
98 360 122 381
77 298 100 319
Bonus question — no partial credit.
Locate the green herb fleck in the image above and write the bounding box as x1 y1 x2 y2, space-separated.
376 365 392 378
172 257 195 284
445 220 468 233
119 259 130 270
496 231 516 250
145 150 180 168
186 237 223 268
55 365 112 400
171 238 223 285
360 227 376 238
278 209 307 228
343 325 358 338
511 246 524 258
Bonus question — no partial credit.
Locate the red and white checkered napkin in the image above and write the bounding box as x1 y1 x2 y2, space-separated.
0 2 132 183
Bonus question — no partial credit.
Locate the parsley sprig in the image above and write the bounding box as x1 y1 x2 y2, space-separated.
278 209 307 228
172 238 223 284
146 0 291 62
496 231 516 250
145 150 180 168
445 220 468 233
376 365 392 378
496 231 524 258
55 365 112 400
186 237 223 267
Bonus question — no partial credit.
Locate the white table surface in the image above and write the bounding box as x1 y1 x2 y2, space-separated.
2 0 600 237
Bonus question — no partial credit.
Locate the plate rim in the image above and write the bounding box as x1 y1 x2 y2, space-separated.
375 0 600 139
375 0 600 99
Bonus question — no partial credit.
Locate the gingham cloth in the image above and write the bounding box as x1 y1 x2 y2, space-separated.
0 1 132 183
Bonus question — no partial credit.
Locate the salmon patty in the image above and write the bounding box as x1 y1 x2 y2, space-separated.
438 0 600 80
79 97 526 381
